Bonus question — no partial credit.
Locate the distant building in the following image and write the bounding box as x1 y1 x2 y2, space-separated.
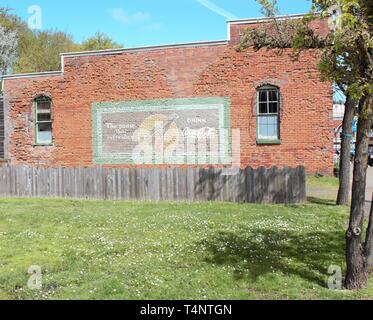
333 103 345 121
333 104 348 153
333 103 373 154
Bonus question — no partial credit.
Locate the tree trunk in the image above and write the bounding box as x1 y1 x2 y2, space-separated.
345 97 373 290
364 193 373 272
337 94 356 206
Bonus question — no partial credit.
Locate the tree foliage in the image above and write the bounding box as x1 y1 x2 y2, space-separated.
80 32 122 51
13 30 78 73
0 9 123 73
0 8 45 73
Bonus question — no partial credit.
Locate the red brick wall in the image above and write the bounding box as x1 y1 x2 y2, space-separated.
3 20 334 174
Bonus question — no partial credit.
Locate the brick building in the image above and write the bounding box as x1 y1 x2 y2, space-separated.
1 15 334 174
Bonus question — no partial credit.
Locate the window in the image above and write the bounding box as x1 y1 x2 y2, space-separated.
257 86 280 143
34 96 52 145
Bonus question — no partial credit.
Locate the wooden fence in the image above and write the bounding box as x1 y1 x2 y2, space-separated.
0 165 306 204
0 97 4 159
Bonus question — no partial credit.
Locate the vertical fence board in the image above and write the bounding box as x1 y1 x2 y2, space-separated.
0 97 4 159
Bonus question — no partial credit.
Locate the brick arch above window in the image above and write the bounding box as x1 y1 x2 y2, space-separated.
33 93 51 99
253 79 283 89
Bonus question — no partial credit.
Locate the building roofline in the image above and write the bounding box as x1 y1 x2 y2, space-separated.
1 71 62 80
227 13 310 24
60 40 229 58
1 40 229 80
1 41 229 80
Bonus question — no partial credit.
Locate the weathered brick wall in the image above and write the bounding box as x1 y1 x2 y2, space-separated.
2 19 334 174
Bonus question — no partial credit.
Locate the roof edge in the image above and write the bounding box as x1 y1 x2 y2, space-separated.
2 71 62 80
60 40 229 58
227 13 311 24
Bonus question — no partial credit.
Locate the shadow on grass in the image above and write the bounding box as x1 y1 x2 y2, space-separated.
307 197 337 206
200 227 344 287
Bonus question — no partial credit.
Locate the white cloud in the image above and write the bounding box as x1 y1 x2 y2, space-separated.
142 23 164 32
108 8 151 25
196 0 238 20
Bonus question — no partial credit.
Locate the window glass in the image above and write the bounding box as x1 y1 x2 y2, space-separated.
37 111 51 122
269 102 278 114
37 123 52 144
259 102 268 114
259 90 268 103
258 116 278 139
268 90 278 102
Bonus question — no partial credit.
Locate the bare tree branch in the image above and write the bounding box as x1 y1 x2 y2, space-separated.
0 24 18 75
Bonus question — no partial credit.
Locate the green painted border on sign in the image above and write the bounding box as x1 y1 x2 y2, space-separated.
92 97 231 165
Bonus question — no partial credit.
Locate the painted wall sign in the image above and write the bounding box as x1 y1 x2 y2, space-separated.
92 97 231 165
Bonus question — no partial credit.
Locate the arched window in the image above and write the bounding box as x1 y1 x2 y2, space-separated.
257 85 280 143
34 96 52 145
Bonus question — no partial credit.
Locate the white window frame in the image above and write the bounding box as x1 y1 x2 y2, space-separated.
34 96 53 146
256 86 280 144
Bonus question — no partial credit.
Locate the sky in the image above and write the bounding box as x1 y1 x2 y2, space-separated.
2 0 313 48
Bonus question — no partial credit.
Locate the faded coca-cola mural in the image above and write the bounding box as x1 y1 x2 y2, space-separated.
92 97 231 164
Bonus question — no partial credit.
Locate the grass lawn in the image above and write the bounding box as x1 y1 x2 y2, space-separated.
0 176 372 300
